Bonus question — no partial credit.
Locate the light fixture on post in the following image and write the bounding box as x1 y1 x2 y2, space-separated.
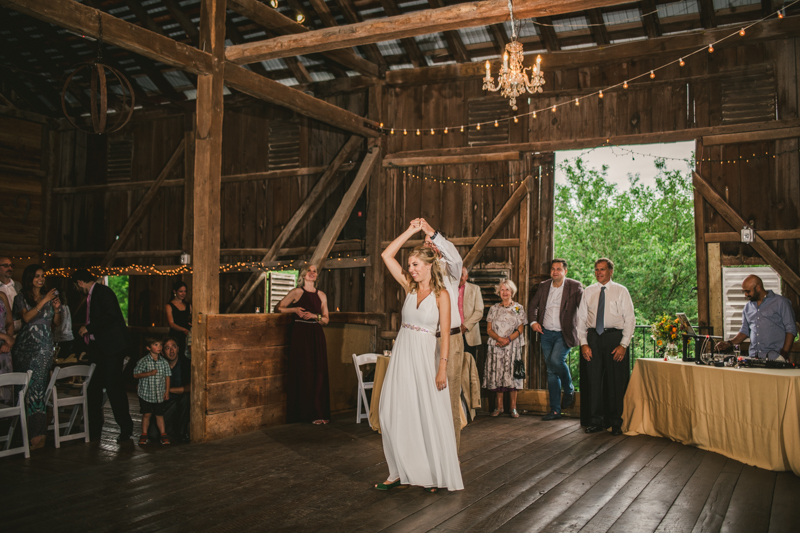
482 0 544 110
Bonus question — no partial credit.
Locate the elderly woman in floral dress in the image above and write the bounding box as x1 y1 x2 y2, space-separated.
483 279 527 418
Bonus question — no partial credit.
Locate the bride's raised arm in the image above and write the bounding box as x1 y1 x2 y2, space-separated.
381 220 421 291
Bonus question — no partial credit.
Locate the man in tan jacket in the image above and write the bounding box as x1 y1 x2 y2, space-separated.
459 267 484 360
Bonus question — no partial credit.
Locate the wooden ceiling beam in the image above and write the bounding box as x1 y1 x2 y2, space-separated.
697 0 717 29
488 23 509 55
378 0 427 67
428 0 470 63
386 15 800 85
227 0 379 77
225 0 633 63
535 17 561 52
6 0 379 137
639 0 662 38
586 8 610 45
6 0 212 75
333 0 388 70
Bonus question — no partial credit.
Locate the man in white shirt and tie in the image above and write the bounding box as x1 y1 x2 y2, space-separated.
576 258 635 435
420 219 467 450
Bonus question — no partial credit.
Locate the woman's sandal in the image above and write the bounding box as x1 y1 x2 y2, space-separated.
491 408 504 417
510 409 520 418
424 487 439 493
375 479 401 490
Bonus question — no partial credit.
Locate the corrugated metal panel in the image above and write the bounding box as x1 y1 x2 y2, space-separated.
603 8 641 26
714 0 759 9
415 33 447 52
513 20 538 38
377 40 404 56
388 63 415 71
276 78 299 86
135 76 158 93
458 27 493 45
162 70 191 89
611 36 648 44
552 16 589 33
397 0 428 8
658 0 698 18
261 59 288 72
298 56 323 67
310 71 336 82
562 42 596 50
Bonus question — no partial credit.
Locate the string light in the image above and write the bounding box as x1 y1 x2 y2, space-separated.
379 1 796 135
403 129 407 135
477 123 481 130
551 105 557 112
494 120 499 127
444 127 448 134
416 129 420 136
574 98 579 106
390 128 394 134
430 128 435 135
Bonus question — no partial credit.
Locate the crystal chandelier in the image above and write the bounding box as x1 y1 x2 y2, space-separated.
483 0 545 110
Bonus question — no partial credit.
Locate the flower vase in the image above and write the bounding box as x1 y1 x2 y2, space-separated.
665 343 680 360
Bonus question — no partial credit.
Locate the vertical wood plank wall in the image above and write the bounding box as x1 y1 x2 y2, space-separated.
204 313 291 440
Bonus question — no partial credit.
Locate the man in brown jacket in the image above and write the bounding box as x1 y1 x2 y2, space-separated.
528 259 584 420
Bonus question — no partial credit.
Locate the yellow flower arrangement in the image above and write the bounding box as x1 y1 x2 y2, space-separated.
651 314 681 356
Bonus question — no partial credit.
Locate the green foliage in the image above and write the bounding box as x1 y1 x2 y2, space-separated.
553 156 698 388
107 276 129 325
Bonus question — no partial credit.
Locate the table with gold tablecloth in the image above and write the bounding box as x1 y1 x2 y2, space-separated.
368 355 390 433
622 358 800 475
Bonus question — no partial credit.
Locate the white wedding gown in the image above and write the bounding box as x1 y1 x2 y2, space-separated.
379 291 464 491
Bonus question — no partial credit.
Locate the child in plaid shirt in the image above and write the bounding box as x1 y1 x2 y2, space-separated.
133 337 171 445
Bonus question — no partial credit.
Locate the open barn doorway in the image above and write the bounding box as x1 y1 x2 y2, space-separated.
534 141 697 394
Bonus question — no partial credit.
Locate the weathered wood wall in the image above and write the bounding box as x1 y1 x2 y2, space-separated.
0 113 46 272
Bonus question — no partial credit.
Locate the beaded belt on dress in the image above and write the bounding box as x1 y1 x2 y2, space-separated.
296 319 319 324
401 323 436 335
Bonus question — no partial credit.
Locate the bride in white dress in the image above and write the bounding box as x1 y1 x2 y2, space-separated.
376 220 464 493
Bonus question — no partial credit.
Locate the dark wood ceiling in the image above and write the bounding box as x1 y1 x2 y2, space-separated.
0 0 793 117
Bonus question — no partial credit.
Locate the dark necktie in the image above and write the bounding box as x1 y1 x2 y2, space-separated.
596 286 606 335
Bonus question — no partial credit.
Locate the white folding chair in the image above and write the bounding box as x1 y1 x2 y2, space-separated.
46 364 95 448
352 353 379 423
0 370 33 459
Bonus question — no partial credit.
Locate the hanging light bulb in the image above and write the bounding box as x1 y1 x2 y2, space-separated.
513 116 518 123
494 120 499 127
575 98 579 106
778 9 785 18
476 123 481 130
623 80 629 89
295 12 305 24
269 0 278 7
739 28 745 37
379 122 384 128
416 129 420 136
444 127 448 134
679 58 685 67
460 125 464 132
551 105 556 112
430 128 435 135
533 111 537 118
650 70 655 79
390 128 394 135
708 44 714 53
599 90 604 99
403 129 407 135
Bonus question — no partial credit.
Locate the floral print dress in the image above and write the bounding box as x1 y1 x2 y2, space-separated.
483 301 527 391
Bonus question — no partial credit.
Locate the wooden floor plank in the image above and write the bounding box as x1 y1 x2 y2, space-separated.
654 451 729 532
2 405 797 533
691 458 745 533
720 465 776 533
768 472 800 533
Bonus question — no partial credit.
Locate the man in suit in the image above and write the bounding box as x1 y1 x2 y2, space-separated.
73 269 134 442
459 267 484 360
576 258 635 436
528 259 584 420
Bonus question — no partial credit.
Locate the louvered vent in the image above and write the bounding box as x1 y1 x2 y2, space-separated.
468 97 510 146
268 120 301 170
721 64 776 125
722 266 781 340
107 134 133 182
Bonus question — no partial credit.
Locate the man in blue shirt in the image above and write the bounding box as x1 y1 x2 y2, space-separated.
717 275 797 360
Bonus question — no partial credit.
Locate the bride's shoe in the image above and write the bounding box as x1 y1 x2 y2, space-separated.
375 479 401 490
491 408 504 417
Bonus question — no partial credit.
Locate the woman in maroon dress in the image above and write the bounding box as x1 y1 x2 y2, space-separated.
278 265 331 424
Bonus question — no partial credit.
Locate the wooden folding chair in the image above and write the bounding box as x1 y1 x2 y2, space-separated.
0 370 33 459
352 353 379 423
46 364 96 448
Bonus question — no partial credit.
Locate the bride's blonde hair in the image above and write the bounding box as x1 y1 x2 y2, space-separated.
404 246 446 297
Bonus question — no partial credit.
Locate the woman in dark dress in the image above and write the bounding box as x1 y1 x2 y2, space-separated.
165 281 191 360
278 265 331 425
12 265 62 450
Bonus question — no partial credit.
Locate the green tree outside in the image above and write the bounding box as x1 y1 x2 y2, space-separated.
552 156 697 389
108 275 129 325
